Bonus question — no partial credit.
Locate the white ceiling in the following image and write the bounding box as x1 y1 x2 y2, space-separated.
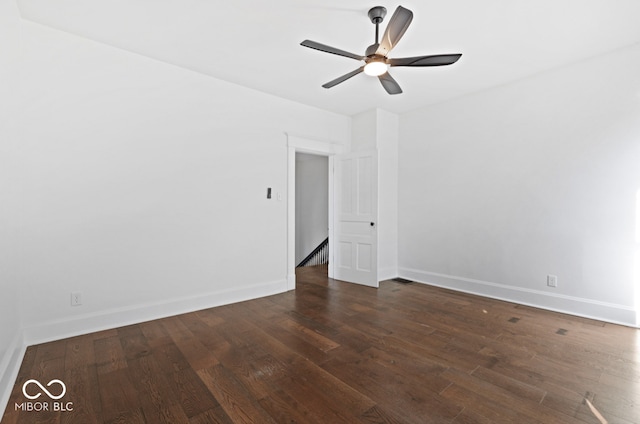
16 0 640 116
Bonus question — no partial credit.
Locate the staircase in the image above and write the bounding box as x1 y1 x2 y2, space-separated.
297 237 329 268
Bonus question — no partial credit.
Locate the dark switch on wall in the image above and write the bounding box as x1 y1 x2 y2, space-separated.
267 187 272 199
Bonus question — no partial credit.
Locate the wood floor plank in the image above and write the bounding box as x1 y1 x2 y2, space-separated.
126 355 189 423
193 309 226 328
541 387 605 423
248 315 334 365
3 265 639 424
103 408 145 424
321 351 462 423
93 336 127 375
452 407 501 424
363 346 452 395
264 365 362 424
138 320 172 349
358 404 407 424
117 325 152 362
257 388 326 424
196 364 277 424
277 355 376 417
161 313 222 371
96 369 143 424
470 366 546 404
187 407 234 424
276 317 341 352
64 335 96 372
441 383 542 424
61 365 101 424
209 342 276 401
151 339 192 373
441 367 590 424
168 368 221 418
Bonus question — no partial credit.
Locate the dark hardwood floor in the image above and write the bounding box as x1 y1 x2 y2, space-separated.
2 265 639 423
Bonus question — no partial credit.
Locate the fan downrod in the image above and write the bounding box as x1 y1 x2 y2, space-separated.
367 6 387 56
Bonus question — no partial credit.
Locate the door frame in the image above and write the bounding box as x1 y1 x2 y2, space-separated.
287 134 345 290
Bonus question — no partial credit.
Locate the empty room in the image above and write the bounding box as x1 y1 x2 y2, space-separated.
1 1 639 423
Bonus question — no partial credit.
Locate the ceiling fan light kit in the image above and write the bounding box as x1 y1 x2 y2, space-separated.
363 59 388 76
301 5 462 95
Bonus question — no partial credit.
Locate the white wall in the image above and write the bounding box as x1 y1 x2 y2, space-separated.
13 21 349 344
295 153 328 265
399 44 640 325
0 0 25 414
5 9 637 420
352 109 400 281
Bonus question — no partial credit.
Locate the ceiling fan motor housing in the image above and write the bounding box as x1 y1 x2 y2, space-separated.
365 44 381 58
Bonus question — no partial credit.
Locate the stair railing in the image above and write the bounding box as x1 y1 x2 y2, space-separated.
297 237 329 267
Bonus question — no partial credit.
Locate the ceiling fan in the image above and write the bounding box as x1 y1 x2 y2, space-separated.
301 5 461 95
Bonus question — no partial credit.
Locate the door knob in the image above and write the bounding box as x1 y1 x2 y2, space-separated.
370 222 375 227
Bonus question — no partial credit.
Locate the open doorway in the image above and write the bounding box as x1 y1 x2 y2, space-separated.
295 153 329 272
286 135 345 290
286 135 379 290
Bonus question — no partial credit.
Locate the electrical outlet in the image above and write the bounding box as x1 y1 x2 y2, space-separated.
71 292 82 306
547 275 558 288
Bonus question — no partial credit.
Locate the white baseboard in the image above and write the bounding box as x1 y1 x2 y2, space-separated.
399 268 637 327
1 278 288 417
22 278 288 346
378 267 398 282
0 331 26 419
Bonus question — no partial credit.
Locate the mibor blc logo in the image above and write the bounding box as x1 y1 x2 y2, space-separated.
15 379 74 412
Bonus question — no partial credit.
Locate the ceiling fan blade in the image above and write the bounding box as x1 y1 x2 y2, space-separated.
322 67 364 89
301 40 364 61
376 6 413 57
378 72 402 95
389 54 462 67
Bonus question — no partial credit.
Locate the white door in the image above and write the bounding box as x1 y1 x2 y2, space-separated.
333 150 378 287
